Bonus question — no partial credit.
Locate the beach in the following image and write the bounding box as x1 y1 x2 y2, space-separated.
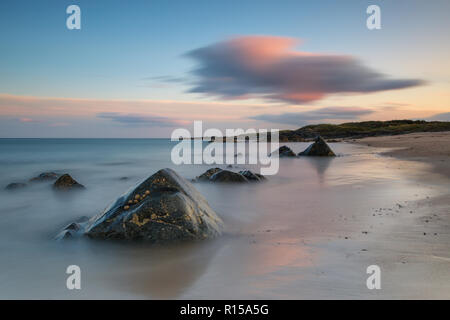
347 132 450 298
352 131 450 177
0 136 449 299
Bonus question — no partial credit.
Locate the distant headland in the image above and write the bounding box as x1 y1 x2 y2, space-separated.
188 120 450 142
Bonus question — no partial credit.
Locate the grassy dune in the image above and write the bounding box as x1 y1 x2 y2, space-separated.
278 120 450 141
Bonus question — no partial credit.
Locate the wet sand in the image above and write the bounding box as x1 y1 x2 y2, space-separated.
351 131 450 178
346 132 450 298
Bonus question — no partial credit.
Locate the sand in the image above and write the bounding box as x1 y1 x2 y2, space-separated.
351 131 450 178
346 132 450 298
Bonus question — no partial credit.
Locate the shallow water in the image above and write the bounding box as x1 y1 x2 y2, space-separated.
0 139 444 299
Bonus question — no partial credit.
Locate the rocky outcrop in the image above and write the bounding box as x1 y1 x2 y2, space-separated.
298 136 336 157
53 174 85 191
80 168 223 242
271 145 296 157
5 182 27 190
30 172 59 182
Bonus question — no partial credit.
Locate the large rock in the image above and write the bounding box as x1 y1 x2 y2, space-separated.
30 172 59 182
83 168 223 242
298 136 336 157
209 170 248 183
271 145 296 157
53 174 85 191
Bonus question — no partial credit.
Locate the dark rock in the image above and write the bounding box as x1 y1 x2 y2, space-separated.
195 168 264 183
239 170 266 182
65 222 81 231
5 182 27 190
54 216 91 241
55 222 86 240
209 170 248 183
80 168 223 242
194 168 222 182
29 172 59 182
56 230 73 240
53 174 85 191
271 145 296 157
298 136 336 157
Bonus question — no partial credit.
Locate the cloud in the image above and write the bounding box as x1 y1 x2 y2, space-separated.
186 36 424 104
97 112 184 127
141 76 187 83
250 107 375 125
19 117 38 123
425 112 450 121
0 93 265 121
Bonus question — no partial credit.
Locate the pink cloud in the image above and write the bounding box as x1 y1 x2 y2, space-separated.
0 93 266 122
19 117 36 123
187 36 424 104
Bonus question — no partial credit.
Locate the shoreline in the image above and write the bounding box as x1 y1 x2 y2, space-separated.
349 131 450 179
343 132 450 298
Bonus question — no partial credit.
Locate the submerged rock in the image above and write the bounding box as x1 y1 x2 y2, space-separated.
298 136 336 157
82 168 223 242
194 168 265 183
209 170 248 183
271 145 296 157
5 182 27 190
194 167 222 182
239 170 266 182
53 174 85 191
30 172 59 182
55 217 90 240
55 223 81 240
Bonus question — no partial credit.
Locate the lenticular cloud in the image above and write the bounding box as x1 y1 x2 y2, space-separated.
186 36 424 104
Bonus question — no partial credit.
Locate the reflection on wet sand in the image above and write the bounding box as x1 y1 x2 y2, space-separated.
304 157 334 185
104 241 222 299
242 236 313 276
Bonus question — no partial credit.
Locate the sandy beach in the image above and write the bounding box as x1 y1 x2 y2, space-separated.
344 132 450 298
352 131 450 178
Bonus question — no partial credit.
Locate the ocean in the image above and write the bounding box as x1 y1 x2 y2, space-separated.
0 139 441 298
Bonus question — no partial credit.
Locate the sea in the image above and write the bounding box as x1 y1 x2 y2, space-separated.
0 138 442 298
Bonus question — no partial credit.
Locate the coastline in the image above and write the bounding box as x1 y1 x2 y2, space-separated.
344 132 450 298
349 131 450 178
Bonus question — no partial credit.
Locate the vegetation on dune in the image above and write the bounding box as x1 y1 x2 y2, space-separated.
278 120 450 141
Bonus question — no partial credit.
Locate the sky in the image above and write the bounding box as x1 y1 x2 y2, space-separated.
0 0 449 137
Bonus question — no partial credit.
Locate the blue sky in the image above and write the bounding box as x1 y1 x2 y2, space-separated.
0 0 449 137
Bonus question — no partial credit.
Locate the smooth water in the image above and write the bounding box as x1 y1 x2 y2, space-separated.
0 139 441 299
